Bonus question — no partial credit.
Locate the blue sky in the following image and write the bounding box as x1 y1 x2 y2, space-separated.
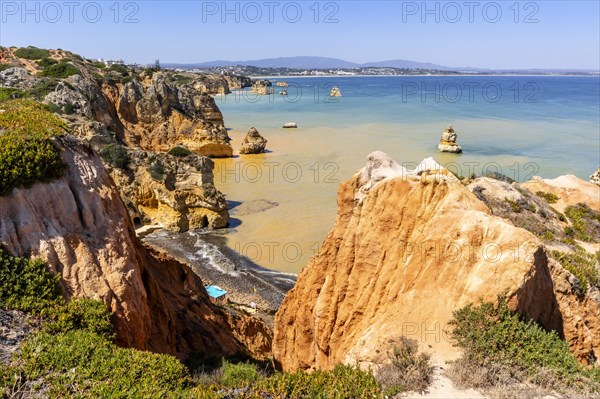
1 1 599 69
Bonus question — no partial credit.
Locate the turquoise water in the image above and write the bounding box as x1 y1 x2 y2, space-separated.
207 76 599 273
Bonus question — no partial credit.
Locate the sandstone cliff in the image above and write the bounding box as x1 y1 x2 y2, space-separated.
0 136 267 359
0 47 240 230
273 152 599 372
108 149 229 231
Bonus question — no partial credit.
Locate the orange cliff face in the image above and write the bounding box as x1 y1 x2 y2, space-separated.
273 152 580 372
0 136 267 359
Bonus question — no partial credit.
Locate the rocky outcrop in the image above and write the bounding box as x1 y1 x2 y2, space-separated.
521 175 600 214
0 136 268 359
239 127 267 154
273 152 561 372
99 72 233 157
1 48 236 158
329 86 341 97
108 150 229 231
548 260 600 365
251 80 274 95
438 125 462 153
590 168 600 186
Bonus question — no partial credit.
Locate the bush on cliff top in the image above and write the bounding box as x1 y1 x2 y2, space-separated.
38 62 80 78
0 99 67 195
14 46 50 60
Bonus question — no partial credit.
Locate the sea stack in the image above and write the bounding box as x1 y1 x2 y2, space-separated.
591 167 600 186
438 125 462 154
239 127 268 154
330 86 342 97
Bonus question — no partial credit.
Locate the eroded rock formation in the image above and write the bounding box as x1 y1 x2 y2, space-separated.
273 152 599 372
239 127 267 154
108 150 229 231
0 136 268 359
273 152 559 371
438 125 462 153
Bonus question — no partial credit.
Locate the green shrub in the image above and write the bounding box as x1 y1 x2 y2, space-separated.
504 198 522 213
0 88 23 102
0 100 67 195
168 146 192 157
0 63 16 72
19 330 192 398
25 79 59 100
148 160 165 181
39 63 80 78
37 57 58 68
565 203 600 242
536 191 559 204
219 361 262 387
376 337 433 396
254 364 381 399
14 46 50 60
44 299 114 338
552 249 599 295
121 76 133 84
93 61 106 69
100 143 130 169
448 297 598 385
0 247 61 312
109 63 129 75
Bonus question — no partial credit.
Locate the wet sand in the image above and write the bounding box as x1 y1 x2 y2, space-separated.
143 229 296 314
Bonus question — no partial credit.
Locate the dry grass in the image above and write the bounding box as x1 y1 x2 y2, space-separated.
375 337 434 396
446 356 600 399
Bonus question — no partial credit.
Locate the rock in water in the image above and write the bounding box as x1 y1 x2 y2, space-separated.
438 125 462 153
591 168 600 186
329 86 341 97
239 127 268 154
273 151 597 372
282 122 298 129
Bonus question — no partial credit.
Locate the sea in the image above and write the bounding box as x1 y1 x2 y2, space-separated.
153 76 600 274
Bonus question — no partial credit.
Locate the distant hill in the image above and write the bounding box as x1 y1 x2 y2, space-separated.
164 56 597 75
172 56 361 69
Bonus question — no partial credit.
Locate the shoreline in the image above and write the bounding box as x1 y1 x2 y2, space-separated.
142 229 297 317
251 74 600 79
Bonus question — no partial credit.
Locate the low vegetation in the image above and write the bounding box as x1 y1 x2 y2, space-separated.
168 145 193 157
0 99 67 195
37 57 58 68
39 62 81 78
100 143 130 170
0 247 392 398
447 297 600 398
536 191 559 204
564 203 600 242
552 249 600 296
376 337 433 396
0 64 15 72
14 46 50 60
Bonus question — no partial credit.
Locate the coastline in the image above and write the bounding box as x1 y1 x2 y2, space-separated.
142 229 297 318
